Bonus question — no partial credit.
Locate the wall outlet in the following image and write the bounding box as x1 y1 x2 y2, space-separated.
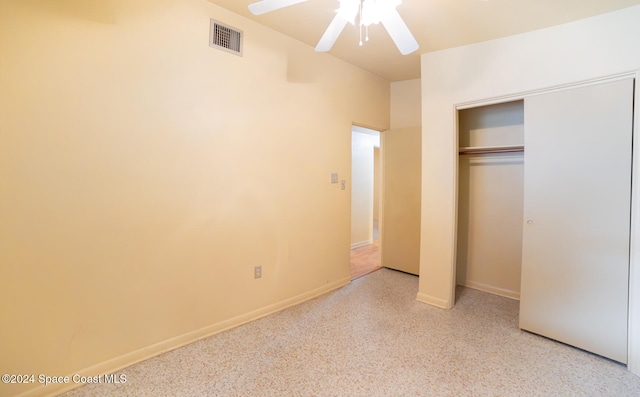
254 266 262 279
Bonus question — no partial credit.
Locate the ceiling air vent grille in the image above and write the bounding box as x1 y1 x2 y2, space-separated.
210 19 243 56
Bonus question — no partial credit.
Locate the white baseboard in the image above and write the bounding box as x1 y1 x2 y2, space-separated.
461 281 520 300
416 292 452 309
19 277 351 397
350 239 373 249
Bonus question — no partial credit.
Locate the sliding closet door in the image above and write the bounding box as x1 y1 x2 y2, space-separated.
519 78 634 363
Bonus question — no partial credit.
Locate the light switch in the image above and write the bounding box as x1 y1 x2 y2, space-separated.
331 173 338 184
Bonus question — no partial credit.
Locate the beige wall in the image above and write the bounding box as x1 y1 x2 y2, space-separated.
0 1 390 395
390 79 422 129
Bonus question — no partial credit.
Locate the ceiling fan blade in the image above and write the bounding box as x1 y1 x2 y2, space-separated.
314 14 349 52
380 7 419 55
248 0 308 16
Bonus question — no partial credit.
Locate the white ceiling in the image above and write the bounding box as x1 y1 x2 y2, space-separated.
208 0 640 82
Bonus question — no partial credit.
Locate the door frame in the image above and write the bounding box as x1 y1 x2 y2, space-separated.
349 125 383 267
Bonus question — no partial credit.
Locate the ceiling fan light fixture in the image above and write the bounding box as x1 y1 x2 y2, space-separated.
360 0 379 26
339 0 400 27
336 0 406 47
361 0 400 26
248 0 418 55
337 0 360 24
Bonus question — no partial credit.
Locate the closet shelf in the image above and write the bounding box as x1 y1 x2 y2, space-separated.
459 145 524 155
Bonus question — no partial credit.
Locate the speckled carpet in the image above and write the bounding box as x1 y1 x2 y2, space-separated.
63 268 640 396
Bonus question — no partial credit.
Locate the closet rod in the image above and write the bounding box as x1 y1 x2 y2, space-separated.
458 145 524 155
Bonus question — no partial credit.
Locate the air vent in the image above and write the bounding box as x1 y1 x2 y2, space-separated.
210 19 243 56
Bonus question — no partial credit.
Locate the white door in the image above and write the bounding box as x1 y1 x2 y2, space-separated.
519 78 634 363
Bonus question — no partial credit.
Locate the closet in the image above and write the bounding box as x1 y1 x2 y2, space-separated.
457 78 634 364
457 100 525 300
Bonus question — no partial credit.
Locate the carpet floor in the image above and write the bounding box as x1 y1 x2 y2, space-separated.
62 268 640 396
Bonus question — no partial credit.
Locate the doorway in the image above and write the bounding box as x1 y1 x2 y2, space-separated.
350 126 382 280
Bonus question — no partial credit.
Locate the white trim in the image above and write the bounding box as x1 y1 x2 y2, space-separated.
350 239 374 249
460 281 520 301
379 130 386 268
17 277 351 397
628 71 640 376
456 96 526 111
459 145 524 152
416 292 452 309
449 105 460 308
455 71 638 110
352 125 380 137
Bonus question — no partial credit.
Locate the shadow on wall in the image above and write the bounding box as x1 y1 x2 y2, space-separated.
26 0 118 24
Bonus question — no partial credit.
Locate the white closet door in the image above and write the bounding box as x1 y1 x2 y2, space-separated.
520 78 634 363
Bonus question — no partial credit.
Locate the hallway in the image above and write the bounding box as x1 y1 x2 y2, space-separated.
350 221 380 280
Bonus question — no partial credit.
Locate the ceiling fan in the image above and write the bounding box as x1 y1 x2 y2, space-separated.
247 0 419 55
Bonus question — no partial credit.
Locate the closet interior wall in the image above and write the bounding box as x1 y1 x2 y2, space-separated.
456 101 524 300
